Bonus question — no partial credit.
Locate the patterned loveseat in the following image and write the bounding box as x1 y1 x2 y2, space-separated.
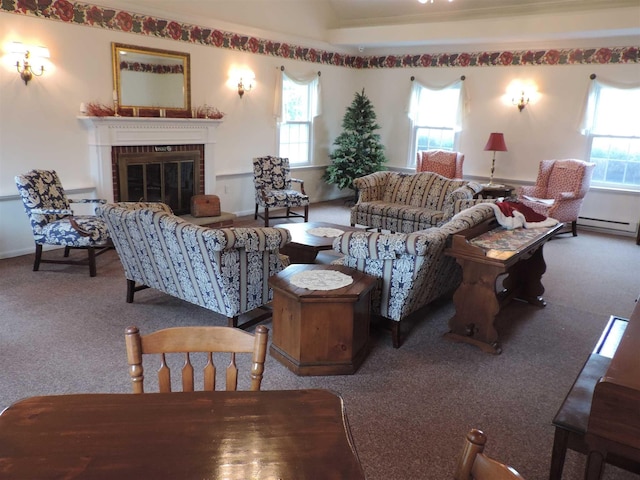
97 202 291 329
350 171 482 233
335 202 496 347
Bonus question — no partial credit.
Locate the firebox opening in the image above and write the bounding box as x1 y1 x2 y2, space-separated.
113 145 204 215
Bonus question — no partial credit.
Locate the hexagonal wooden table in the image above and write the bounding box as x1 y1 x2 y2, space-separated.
268 264 378 376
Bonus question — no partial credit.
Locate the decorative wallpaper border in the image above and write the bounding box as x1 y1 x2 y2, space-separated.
2 0 638 67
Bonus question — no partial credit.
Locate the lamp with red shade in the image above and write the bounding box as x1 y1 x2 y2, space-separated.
483 132 508 187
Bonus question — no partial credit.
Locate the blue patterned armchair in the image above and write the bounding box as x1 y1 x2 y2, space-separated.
334 203 496 347
97 202 291 329
253 156 310 227
14 169 111 277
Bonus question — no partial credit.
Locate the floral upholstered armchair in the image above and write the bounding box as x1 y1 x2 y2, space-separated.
416 150 465 179
517 159 595 236
334 203 496 347
98 202 291 329
253 156 310 227
14 169 112 277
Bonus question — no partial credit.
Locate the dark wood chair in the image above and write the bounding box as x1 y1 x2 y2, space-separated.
454 429 525 480
125 325 269 393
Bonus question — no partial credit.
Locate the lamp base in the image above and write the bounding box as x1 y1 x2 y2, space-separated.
481 182 505 189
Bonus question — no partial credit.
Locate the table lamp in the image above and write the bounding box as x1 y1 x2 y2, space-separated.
483 132 508 187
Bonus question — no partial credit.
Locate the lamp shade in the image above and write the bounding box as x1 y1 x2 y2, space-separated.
484 133 508 152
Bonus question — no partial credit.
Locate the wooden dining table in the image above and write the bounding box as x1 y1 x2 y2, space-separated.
0 388 366 479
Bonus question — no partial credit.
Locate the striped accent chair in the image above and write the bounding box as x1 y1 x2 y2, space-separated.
350 171 482 233
97 202 291 329
335 203 496 348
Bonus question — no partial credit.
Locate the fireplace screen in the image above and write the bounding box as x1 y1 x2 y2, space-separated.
118 151 200 215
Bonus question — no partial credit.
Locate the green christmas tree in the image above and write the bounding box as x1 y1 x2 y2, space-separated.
324 89 387 200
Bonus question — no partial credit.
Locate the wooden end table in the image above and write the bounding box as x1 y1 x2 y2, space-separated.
268 264 377 375
475 183 515 199
274 222 362 264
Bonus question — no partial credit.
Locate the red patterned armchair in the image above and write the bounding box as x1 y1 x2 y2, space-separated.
416 150 464 179
517 159 596 236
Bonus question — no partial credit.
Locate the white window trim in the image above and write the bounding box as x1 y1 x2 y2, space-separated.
407 77 467 167
579 77 640 190
274 69 321 166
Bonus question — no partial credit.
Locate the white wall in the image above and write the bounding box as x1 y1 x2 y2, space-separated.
1 10 638 258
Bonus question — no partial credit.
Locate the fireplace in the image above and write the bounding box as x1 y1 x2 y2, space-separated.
112 145 204 215
79 116 221 207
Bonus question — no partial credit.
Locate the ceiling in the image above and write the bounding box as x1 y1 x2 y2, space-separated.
95 0 640 50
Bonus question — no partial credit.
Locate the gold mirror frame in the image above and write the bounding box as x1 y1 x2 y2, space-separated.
112 43 191 113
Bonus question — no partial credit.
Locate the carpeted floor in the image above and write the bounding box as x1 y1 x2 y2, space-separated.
1 199 638 480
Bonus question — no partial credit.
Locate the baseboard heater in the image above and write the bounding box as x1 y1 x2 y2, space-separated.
578 216 637 234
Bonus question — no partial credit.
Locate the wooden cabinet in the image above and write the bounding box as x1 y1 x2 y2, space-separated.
268 264 377 375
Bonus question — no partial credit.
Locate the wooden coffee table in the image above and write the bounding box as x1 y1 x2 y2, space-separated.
274 222 362 264
268 264 378 375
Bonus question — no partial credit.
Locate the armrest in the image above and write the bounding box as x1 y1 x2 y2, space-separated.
446 198 497 219
332 230 440 259
69 199 107 204
352 172 389 202
31 208 73 216
557 191 579 200
290 178 306 194
442 183 486 220
518 185 546 197
205 227 291 252
105 202 173 214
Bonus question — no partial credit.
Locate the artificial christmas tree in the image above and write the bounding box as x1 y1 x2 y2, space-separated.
324 89 387 201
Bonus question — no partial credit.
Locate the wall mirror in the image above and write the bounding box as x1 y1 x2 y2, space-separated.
112 43 191 112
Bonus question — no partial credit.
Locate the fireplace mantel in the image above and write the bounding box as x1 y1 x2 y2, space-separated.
79 116 222 201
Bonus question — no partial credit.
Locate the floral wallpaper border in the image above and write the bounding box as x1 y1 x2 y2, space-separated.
2 0 638 68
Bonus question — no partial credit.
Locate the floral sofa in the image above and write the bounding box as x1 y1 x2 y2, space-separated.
334 202 496 347
350 171 483 233
97 202 291 329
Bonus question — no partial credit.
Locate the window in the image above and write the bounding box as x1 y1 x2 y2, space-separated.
408 79 465 167
276 71 320 165
581 80 640 189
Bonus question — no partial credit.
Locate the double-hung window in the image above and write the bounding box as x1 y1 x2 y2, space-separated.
407 78 465 167
580 79 640 189
275 70 320 165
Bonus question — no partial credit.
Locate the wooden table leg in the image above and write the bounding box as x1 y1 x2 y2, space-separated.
446 260 504 354
503 246 547 307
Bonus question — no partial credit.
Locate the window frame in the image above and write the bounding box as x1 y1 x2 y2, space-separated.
581 79 640 191
407 79 465 168
277 73 318 166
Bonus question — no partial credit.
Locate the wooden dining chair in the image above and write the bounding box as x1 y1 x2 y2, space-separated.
454 429 525 480
125 325 269 393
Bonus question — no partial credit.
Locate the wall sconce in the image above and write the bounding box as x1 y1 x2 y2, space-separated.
513 91 529 112
237 75 255 98
10 42 50 85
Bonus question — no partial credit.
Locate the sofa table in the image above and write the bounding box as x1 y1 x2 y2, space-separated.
268 264 377 375
445 219 562 354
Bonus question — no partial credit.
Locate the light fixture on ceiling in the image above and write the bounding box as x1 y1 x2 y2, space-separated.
418 0 454 4
10 41 50 86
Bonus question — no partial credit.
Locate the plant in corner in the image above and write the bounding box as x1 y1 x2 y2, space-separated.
323 89 387 202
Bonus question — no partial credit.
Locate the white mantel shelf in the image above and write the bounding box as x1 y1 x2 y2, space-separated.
79 116 222 201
